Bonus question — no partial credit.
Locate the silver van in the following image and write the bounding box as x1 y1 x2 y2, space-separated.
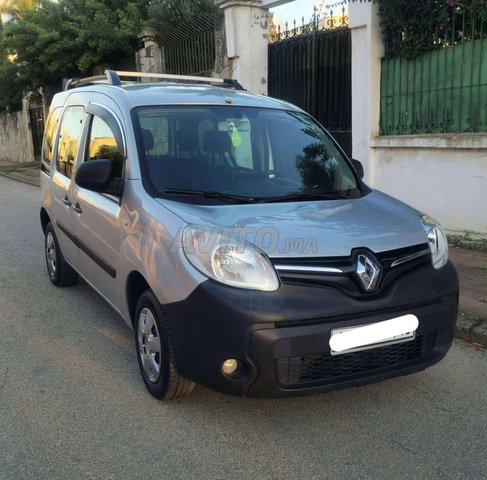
40 71 458 399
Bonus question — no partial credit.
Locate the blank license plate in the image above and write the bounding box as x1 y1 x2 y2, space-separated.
329 314 419 356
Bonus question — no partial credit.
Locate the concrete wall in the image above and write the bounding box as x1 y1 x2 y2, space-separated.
0 101 35 163
349 2 487 237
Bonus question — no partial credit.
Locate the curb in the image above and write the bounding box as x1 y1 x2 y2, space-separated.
0 170 40 187
455 312 487 349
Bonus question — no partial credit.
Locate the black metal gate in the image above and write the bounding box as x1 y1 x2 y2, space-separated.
29 105 45 160
269 19 352 158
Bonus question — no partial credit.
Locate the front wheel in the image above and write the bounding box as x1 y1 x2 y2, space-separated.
135 290 195 400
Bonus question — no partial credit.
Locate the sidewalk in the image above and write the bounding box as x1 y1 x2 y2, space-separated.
0 162 485 348
449 247 487 348
0 160 40 186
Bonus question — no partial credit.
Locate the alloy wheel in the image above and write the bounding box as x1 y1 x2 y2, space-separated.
137 307 162 383
46 232 57 278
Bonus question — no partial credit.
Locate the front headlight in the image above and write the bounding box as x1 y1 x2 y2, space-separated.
420 214 448 269
182 225 280 291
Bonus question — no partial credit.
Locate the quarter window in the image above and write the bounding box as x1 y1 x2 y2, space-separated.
56 106 85 179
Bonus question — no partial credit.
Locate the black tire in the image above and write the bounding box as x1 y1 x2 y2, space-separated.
44 222 78 287
135 289 195 400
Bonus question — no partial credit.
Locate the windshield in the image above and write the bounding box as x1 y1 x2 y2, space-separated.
134 106 361 202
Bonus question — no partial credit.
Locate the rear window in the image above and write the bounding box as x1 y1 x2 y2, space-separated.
41 106 62 171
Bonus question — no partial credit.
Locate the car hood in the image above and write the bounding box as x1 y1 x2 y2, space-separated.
157 190 427 257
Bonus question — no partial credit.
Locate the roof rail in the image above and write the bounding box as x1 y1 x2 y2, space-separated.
64 75 105 90
64 70 245 91
115 71 244 90
64 71 121 90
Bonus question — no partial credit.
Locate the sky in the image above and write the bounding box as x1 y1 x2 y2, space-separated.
270 0 346 28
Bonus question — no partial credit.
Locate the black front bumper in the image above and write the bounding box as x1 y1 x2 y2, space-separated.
164 261 458 398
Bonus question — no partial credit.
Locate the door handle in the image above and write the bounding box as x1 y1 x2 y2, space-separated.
73 202 83 214
63 196 72 207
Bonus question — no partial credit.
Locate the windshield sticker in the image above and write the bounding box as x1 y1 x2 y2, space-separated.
227 121 242 148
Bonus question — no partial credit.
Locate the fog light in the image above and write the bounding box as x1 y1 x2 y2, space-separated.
222 358 238 375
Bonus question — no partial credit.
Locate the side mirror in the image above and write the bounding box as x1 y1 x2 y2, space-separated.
351 159 364 180
75 159 123 196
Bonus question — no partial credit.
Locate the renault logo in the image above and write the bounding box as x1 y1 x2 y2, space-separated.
356 253 381 292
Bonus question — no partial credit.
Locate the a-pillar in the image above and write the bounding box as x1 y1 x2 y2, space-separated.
215 0 269 94
349 1 383 184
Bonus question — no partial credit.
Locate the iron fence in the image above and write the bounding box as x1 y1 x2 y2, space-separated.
380 4 487 135
164 29 215 76
156 16 216 76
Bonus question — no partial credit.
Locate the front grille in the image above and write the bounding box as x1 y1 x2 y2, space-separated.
275 333 437 387
271 243 431 296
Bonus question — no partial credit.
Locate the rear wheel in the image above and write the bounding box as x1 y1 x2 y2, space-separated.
44 222 77 287
135 290 195 400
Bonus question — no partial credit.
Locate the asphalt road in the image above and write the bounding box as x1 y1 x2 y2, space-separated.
1 175 486 480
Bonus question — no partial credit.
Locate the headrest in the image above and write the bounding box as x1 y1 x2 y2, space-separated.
176 127 199 152
141 128 154 152
203 130 231 154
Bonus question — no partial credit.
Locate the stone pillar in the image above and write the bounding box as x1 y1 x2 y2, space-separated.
215 0 269 94
349 1 383 184
137 28 163 78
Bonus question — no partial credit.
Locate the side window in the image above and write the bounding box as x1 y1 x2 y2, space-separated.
56 106 84 179
86 116 124 178
42 106 62 170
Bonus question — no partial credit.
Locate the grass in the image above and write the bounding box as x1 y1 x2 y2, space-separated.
448 232 487 254
458 310 481 323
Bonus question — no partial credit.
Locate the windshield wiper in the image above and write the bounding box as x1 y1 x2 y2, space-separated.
164 188 348 204
260 192 348 203
164 188 258 203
